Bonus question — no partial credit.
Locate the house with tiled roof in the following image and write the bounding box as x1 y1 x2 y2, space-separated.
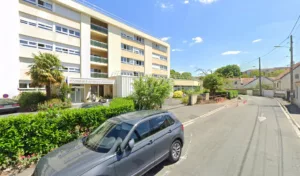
273 62 300 91
243 77 274 89
226 78 255 89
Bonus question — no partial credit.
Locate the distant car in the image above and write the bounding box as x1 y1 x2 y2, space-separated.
80 102 103 109
0 98 20 113
33 110 184 176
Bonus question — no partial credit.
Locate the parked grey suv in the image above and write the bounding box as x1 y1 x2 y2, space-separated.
33 110 184 176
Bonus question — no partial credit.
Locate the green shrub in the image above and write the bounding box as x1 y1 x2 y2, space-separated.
227 90 238 99
173 91 183 98
132 76 173 110
181 96 189 104
37 98 72 111
18 92 47 111
0 98 134 170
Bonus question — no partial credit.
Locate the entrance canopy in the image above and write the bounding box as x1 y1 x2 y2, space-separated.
68 77 115 85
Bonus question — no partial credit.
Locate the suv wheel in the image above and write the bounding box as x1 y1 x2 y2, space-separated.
168 140 182 163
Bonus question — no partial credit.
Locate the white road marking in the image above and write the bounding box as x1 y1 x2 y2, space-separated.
277 101 300 138
182 106 225 128
258 113 267 122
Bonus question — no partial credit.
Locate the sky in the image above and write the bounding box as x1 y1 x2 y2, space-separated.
87 0 300 75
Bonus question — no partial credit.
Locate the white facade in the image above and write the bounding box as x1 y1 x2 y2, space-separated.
1 0 170 101
0 0 20 98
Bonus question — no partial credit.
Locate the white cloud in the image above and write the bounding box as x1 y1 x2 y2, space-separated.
189 37 203 46
160 3 174 9
189 65 195 68
161 37 171 41
183 40 188 44
172 48 184 52
184 0 189 4
197 0 218 4
252 39 262 43
192 37 203 43
221 51 242 55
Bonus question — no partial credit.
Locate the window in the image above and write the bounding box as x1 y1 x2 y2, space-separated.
69 49 80 55
134 35 144 44
135 60 144 66
19 83 27 89
150 116 170 134
38 23 52 31
56 26 68 35
83 121 133 153
20 18 37 27
91 68 101 73
67 67 80 73
165 115 175 125
121 57 127 63
75 32 80 37
20 40 37 48
38 43 52 50
121 71 133 76
121 44 133 51
131 121 151 143
38 0 52 10
24 0 36 5
296 74 299 79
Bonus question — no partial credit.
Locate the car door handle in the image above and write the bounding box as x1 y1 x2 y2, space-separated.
148 140 153 145
168 129 172 133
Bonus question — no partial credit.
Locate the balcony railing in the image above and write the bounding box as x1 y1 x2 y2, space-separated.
91 40 108 49
90 55 108 64
91 24 108 34
91 72 108 78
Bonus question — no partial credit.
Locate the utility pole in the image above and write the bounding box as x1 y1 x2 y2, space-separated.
290 35 294 102
259 57 262 96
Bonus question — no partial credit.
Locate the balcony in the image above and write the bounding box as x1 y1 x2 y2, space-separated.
91 40 108 50
91 72 108 78
91 24 108 34
90 55 108 64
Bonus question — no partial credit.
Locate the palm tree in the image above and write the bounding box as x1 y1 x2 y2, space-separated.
27 52 64 99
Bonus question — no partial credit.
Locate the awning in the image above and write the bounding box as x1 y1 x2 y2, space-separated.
68 77 115 85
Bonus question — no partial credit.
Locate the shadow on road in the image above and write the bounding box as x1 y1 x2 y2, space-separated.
285 104 300 115
143 160 172 176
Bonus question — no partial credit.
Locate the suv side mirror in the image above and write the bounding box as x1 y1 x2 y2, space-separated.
128 138 135 149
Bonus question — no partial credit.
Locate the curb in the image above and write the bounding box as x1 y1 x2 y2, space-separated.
277 100 300 131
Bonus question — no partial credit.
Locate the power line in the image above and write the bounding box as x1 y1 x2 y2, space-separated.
259 15 300 58
289 15 300 36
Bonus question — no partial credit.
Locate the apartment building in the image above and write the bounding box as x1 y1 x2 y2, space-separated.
1 0 170 102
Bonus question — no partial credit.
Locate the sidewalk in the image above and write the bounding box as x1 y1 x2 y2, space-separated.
276 98 300 129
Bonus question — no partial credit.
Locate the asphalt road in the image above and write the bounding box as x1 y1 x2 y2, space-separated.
146 96 300 176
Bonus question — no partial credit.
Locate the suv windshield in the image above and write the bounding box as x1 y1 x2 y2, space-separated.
83 120 133 153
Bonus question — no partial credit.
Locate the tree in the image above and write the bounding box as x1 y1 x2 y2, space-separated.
181 72 192 80
203 74 224 95
170 69 193 80
215 65 241 78
132 76 173 110
170 69 181 79
27 52 64 99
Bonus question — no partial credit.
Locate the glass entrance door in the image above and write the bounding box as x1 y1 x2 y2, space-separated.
71 88 83 103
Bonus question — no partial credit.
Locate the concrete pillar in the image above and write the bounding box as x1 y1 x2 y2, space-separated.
80 14 91 78
84 84 91 102
0 0 20 98
108 24 121 77
144 39 152 76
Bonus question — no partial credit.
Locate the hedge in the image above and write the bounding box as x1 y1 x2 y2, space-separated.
227 90 239 99
0 98 134 169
